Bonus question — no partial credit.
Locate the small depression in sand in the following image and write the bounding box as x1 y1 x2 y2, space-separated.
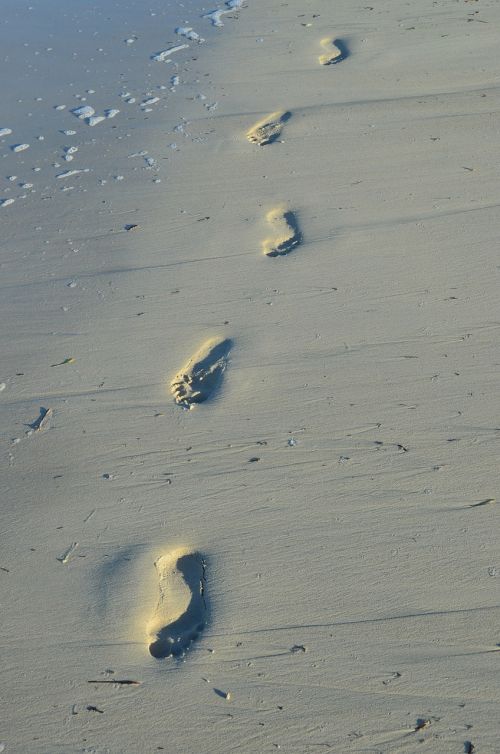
262 206 302 257
246 110 291 146
147 548 207 659
171 336 232 409
318 37 349 65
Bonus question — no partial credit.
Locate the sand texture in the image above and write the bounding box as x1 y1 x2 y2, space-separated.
1 0 500 752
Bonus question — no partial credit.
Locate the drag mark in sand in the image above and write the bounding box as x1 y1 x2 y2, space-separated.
171 337 232 409
147 549 207 659
319 37 349 66
263 206 302 257
246 111 291 146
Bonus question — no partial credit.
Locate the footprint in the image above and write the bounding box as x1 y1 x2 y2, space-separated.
171 337 232 409
246 110 291 146
147 548 207 659
262 206 302 257
319 37 348 66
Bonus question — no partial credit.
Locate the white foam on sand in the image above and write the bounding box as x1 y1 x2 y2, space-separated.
86 115 106 126
151 43 189 62
72 106 118 126
204 0 246 26
176 26 205 42
56 168 89 178
72 104 95 119
141 97 160 107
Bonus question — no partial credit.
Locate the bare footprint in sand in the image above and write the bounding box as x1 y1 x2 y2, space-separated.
262 206 302 257
246 110 291 146
147 548 207 659
171 337 232 409
319 37 348 66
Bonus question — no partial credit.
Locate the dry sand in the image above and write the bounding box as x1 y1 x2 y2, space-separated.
1 0 500 751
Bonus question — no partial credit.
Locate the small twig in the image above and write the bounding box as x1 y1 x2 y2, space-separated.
50 357 75 367
469 498 495 508
87 679 141 686
414 719 431 732
30 407 53 432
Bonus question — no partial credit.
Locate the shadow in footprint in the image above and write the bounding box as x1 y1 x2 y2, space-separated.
279 111 292 124
266 211 302 257
321 38 349 65
171 337 232 408
149 552 208 659
263 111 292 145
247 111 292 146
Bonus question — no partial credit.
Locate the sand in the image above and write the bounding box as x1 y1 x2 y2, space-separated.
1 0 500 752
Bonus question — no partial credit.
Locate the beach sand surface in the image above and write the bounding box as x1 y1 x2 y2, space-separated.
1 0 500 751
